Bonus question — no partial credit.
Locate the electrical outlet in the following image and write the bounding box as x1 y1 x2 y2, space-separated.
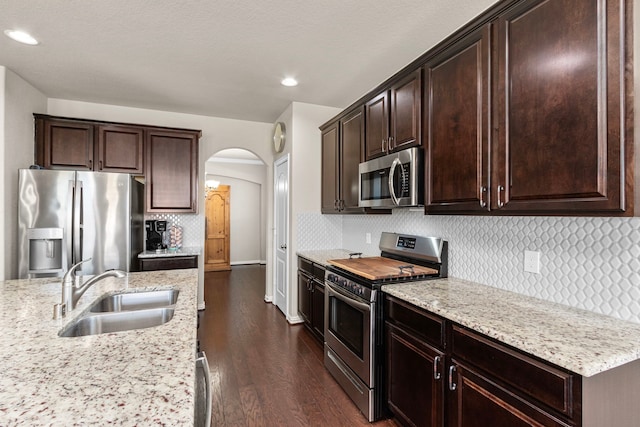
366 233 372 244
524 250 540 274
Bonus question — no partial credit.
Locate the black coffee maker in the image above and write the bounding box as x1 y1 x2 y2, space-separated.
145 220 168 251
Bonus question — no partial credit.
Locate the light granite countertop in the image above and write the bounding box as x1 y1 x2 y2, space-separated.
138 246 202 259
297 249 360 266
0 269 198 426
383 277 640 377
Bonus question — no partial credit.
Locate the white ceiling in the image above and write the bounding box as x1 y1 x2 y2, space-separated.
1 0 498 124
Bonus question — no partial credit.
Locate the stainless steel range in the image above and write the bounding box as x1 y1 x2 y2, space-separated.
323 232 448 422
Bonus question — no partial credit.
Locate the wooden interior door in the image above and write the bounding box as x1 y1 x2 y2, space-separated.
205 185 231 271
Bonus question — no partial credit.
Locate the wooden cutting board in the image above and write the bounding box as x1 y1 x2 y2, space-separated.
328 257 438 281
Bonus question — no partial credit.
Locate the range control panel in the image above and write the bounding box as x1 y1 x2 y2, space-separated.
325 271 375 303
396 236 416 249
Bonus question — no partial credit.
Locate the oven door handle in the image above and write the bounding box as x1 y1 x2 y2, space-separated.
325 281 372 312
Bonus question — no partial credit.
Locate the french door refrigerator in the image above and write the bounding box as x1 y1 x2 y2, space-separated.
18 169 144 279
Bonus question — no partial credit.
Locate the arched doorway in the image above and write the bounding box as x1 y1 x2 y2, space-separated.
204 149 267 269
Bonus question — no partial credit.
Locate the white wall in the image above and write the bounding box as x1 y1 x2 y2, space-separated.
2 69 47 280
284 102 341 321
47 99 274 309
270 105 293 307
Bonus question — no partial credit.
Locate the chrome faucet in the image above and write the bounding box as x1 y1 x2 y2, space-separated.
53 259 126 319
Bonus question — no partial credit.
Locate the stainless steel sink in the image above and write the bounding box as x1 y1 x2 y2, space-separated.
59 308 175 337
89 289 179 312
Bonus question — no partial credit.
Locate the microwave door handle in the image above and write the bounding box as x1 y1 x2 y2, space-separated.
388 158 401 206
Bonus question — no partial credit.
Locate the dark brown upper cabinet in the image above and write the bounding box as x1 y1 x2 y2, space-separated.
426 0 631 215
36 117 95 170
321 121 340 213
35 115 144 174
35 114 201 213
145 129 199 213
95 125 144 174
491 0 630 214
321 107 366 214
364 92 389 160
365 70 422 160
425 25 491 214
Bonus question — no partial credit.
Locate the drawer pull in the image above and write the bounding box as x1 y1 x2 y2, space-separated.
448 365 457 391
433 356 441 380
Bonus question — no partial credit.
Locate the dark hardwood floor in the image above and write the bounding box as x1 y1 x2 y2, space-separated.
198 265 397 427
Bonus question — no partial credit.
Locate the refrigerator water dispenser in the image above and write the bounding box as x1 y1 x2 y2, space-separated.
27 228 66 276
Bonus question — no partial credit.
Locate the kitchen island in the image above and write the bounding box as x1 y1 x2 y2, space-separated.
0 269 198 426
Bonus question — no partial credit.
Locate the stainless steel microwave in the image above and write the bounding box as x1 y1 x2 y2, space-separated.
358 147 423 208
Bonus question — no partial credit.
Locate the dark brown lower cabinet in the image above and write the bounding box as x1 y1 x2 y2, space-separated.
297 257 325 342
385 295 581 427
311 280 325 339
386 322 444 427
297 270 312 325
139 255 198 271
448 362 572 427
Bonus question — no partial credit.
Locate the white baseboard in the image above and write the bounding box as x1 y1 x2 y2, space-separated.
287 314 304 324
198 301 206 311
264 295 273 302
231 260 266 266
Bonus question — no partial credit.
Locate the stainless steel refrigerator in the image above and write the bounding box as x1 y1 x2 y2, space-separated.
18 169 144 279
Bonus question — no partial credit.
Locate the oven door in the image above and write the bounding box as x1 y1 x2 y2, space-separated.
324 281 375 387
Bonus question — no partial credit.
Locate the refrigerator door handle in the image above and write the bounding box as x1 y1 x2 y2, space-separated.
67 179 75 268
73 180 83 267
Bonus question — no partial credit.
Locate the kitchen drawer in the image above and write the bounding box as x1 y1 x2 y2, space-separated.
451 324 579 418
298 257 325 280
385 296 445 349
313 264 325 280
298 257 314 276
139 256 198 271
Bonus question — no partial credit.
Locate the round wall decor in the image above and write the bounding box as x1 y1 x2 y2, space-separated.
273 122 286 153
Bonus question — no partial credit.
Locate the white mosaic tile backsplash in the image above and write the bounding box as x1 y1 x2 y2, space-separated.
145 214 204 247
297 213 342 250
297 210 640 324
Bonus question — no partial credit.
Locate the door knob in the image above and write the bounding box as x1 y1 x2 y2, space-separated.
280 244 287 249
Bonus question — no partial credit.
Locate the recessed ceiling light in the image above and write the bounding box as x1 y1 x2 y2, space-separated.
4 29 39 45
281 77 298 87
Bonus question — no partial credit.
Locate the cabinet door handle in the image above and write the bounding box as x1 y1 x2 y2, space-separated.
448 365 457 391
339 200 345 211
334 200 339 211
433 356 442 380
88 159 93 169
497 185 505 208
307 277 312 291
388 136 394 151
479 186 487 208
382 138 386 153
